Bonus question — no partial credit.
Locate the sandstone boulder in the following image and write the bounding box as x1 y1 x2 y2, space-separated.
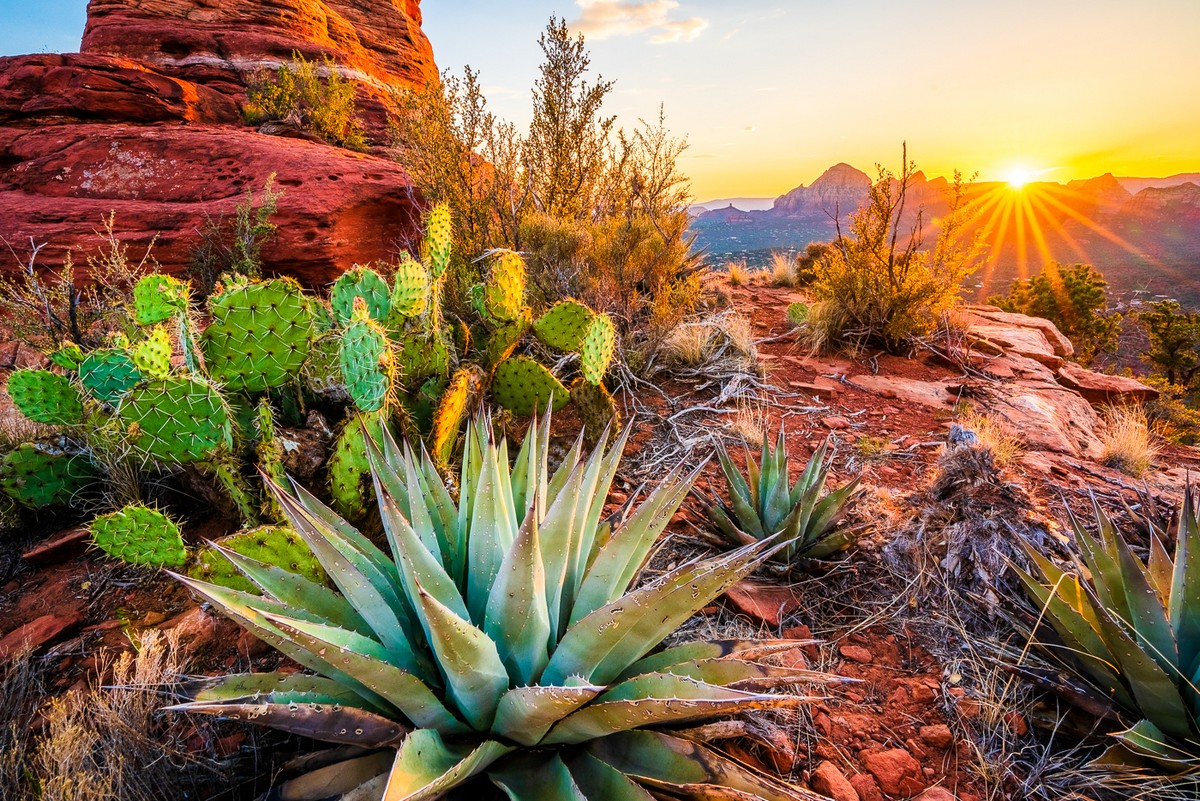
1056 363 1159 405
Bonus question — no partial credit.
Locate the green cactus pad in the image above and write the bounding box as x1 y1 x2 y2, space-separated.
117 377 233 464
387 255 430 320
491 356 570 417
132 326 173 379
48 344 85 370
330 266 391 326
90 505 187 567
201 278 316 394
482 250 526 323
786 302 810 327
329 411 387 519
300 333 346 399
570 378 621 445
579 313 616 385
534 300 596 352
424 204 453 279
430 365 485 467
133 274 190 325
340 303 394 413
482 308 531 368
79 349 141 404
6 369 84 425
0 443 99 509
189 526 323 593
395 331 450 390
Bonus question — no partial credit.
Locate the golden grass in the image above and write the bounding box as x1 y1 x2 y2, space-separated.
768 252 797 287
727 397 770 446
957 409 1023 467
661 321 715 367
725 261 750 287
1098 404 1159 477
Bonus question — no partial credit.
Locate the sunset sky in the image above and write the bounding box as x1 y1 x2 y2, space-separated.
3 0 1198 200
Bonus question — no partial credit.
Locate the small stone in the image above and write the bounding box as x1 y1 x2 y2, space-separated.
22 527 91 566
723 581 802 627
823 415 851 430
810 761 860 801
914 788 957 801
0 613 83 660
919 724 954 748
863 748 927 797
849 773 885 801
839 644 873 664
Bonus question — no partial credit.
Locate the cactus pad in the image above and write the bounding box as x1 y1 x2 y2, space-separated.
329 411 387 519
48 344 85 370
0 443 98 508
395 331 450 390
483 308 532 368
189 526 323 593
331 266 391 326
6 369 85 425
90 505 187 567
132 326 173 379
133 274 190 325
570 378 621 445
430 365 485 467
533 300 595 352
491 356 569 417
79 349 142 404
201 278 316 394
424 204 453 279
579 313 616 385
387 255 430 320
482 250 526 323
118 377 233 464
786 302 810 327
340 301 394 413
300 333 347 400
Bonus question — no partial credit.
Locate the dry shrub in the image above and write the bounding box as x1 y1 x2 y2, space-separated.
0 647 41 798
725 260 750 287
1098 404 1158 477
659 312 758 376
768 251 797 287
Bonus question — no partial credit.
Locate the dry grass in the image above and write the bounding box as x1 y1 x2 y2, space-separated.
660 312 759 375
725 260 751 287
1098 404 1158 478
768 252 797 287
661 321 716 368
727 397 770 446
957 409 1023 467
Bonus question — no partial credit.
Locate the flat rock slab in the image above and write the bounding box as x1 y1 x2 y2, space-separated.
0 612 84 660
1056 363 1160 404
723 581 802 627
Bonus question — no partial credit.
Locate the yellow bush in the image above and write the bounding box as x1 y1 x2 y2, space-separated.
244 52 366 151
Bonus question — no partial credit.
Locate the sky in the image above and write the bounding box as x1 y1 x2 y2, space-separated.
3 0 1198 201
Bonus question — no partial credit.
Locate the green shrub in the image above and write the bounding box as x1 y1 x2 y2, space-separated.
1138 300 1200 388
244 52 366 150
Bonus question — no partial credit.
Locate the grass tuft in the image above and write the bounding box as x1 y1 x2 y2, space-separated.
1098 404 1158 477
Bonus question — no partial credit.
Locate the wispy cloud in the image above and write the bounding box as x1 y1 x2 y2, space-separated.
571 1 709 44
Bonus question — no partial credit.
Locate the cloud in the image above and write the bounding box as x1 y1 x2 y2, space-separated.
571 1 709 44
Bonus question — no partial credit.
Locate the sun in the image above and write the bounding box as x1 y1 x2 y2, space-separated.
1003 165 1039 190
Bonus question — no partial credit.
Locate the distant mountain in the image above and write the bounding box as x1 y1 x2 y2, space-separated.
772 163 871 219
690 197 775 213
1116 173 1200 195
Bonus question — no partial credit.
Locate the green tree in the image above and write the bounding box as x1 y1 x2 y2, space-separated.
243 52 366 151
989 262 1121 364
1138 300 1200 387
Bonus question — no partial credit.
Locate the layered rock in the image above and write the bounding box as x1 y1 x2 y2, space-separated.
0 0 435 286
773 163 871 218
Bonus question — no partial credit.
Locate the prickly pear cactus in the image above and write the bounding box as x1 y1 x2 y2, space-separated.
48 344 85 370
79 349 142 404
90 505 187 567
394 331 450 391
300 333 346 401
188 526 323 593
579 313 616 386
117 377 233 464
6 370 85 425
254 400 288 522
423 203 453 279
786 302 810 327
491 356 570 417
133 274 190 325
132 326 172 379
430 365 486 468
201 278 316 394
329 410 388 519
340 299 394 413
533 300 595 352
331 266 391 326
482 308 532 368
481 250 526 323
0 443 99 509
570 378 620 445
387 255 430 320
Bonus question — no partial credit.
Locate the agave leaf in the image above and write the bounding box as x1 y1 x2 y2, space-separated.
1112 719 1200 770
543 673 807 745
1071 504 1134 629
212 544 372 636
367 434 442 560
656 658 833 690
1147 530 1173 605
619 640 809 679
545 539 778 686
376 491 469 624
382 729 512 801
490 681 605 746
465 442 518 622
415 585 510 731
167 701 408 747
273 751 394 801
565 752 656 801
715 445 763 538
564 425 625 615
484 507 551 685
759 432 792 531
490 753 586 801
707 503 759 548
1171 492 1200 679
187 672 379 710
540 460 587 640
1109 525 1180 676
261 612 466 734
789 438 829 507
547 429 585 505
588 730 823 801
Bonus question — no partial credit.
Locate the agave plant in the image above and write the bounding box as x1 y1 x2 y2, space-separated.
704 432 862 563
169 413 834 800
1014 492 1200 771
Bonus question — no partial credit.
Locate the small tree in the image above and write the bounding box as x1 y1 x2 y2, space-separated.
1139 300 1200 387
807 145 981 353
989 262 1121 364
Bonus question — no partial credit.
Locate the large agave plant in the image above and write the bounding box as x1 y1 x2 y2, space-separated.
1014 492 1200 771
169 414 833 800
704 433 862 563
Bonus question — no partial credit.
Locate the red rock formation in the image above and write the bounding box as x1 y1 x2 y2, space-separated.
0 0 435 287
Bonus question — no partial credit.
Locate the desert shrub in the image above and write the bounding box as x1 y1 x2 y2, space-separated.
1098 404 1158 477
1143 375 1200 444
768 251 797 287
658 311 758 376
956 408 1023 467
989 262 1121 364
1138 299 1200 388
805 147 981 353
244 52 366 150
793 241 831 286
187 174 282 296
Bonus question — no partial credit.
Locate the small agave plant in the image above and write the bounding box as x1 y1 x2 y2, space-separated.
169 413 835 800
704 432 862 563
1014 491 1200 772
